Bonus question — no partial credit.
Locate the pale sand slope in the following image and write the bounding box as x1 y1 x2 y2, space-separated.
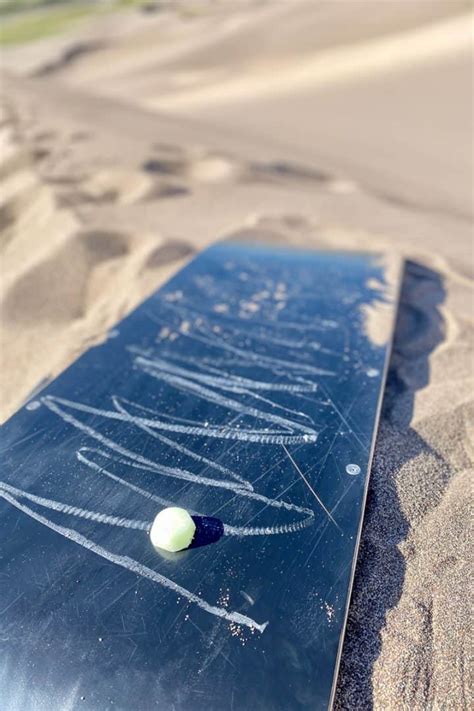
1 1 473 708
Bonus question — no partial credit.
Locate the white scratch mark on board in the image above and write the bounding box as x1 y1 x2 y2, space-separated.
0 488 268 634
282 445 342 532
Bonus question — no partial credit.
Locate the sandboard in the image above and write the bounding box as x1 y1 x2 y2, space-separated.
0 239 401 710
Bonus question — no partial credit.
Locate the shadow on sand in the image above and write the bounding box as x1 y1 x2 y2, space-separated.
334 260 446 709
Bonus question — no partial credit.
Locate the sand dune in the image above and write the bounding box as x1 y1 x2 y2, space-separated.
144 11 473 110
0 1 472 708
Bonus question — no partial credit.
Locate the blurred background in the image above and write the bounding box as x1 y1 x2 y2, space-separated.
0 2 472 708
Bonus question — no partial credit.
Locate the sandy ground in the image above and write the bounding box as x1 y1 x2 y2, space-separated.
0 1 473 708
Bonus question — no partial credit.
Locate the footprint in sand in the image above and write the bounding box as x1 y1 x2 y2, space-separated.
144 183 189 200
2 229 130 324
52 167 156 207
144 142 243 185
143 239 194 271
248 160 332 185
245 159 357 196
80 168 154 205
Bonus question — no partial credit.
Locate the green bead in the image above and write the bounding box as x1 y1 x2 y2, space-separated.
150 507 196 552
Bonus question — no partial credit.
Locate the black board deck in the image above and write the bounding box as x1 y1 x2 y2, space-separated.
0 240 400 711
